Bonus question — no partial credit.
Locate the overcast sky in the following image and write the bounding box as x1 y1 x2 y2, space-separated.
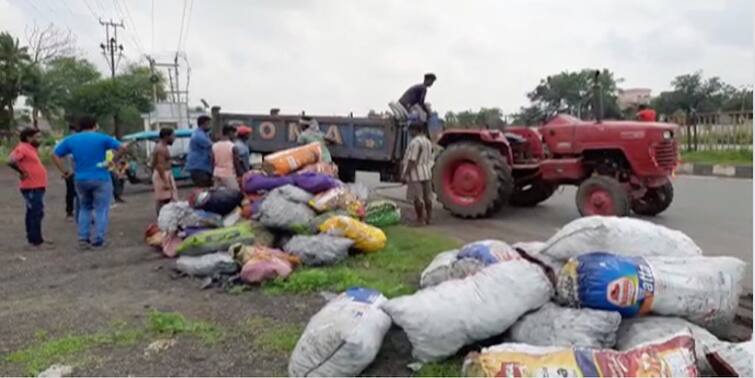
1 0 752 116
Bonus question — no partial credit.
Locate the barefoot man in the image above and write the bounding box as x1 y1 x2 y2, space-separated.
152 128 178 215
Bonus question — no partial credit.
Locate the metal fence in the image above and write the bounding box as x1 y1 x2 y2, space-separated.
675 111 753 152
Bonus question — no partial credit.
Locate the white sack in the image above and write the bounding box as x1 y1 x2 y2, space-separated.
508 302 621 348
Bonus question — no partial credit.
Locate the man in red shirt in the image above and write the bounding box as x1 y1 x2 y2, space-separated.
636 104 657 122
8 128 50 247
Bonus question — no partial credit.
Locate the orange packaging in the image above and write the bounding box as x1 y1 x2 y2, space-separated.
263 142 322 176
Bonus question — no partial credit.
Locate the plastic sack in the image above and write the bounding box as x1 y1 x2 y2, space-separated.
176 221 257 256
310 210 350 233
419 250 486 288
364 200 401 227
344 182 369 202
258 187 316 234
706 340 753 377
161 232 182 258
309 187 348 212
145 223 164 248
458 240 520 266
175 252 238 277
298 162 338 177
289 288 392 377
463 331 698 377
239 246 300 284
616 316 725 375
242 171 294 194
292 172 340 194
556 252 745 335
541 216 702 261
319 216 386 253
157 201 222 233
382 259 553 362
283 234 354 266
263 142 321 176
193 187 244 216
508 302 622 348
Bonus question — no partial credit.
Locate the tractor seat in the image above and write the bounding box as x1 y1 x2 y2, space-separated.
504 132 527 145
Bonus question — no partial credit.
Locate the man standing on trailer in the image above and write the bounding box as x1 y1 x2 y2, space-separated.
398 73 436 124
402 124 434 226
636 104 657 122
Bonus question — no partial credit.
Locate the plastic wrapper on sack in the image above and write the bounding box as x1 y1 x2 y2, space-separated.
706 339 753 377
309 187 348 212
507 302 621 349
344 182 369 202
556 252 745 337
221 207 242 227
274 184 314 204
541 216 702 261
292 172 340 194
382 259 553 362
289 288 392 377
297 162 338 177
238 246 300 284
458 239 520 266
144 223 164 248
462 331 698 377
616 316 731 375
310 210 351 233
193 187 244 216
319 216 386 253
242 171 294 194
157 201 223 233
262 142 322 176
175 252 238 277
419 250 485 288
176 221 257 256
364 200 401 227
258 187 316 234
283 234 354 266
161 232 182 258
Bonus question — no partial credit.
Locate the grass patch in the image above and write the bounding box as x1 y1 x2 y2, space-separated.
147 310 224 344
263 225 460 298
682 149 752 165
415 358 464 377
245 317 303 354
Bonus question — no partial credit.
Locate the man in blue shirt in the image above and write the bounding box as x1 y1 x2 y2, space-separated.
52 116 127 249
186 115 213 187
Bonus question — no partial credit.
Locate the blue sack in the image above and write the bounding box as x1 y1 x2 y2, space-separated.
457 240 519 266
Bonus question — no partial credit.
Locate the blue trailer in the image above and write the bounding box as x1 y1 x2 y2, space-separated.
211 107 411 182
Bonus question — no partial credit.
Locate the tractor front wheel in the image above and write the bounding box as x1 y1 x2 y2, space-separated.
631 181 674 216
432 142 513 218
576 176 630 217
509 181 557 207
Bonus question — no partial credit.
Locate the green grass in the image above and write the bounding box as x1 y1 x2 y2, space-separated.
681 149 752 165
263 225 461 298
147 310 224 344
245 316 304 354
415 358 464 377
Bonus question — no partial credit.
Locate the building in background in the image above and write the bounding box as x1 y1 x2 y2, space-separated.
618 88 652 110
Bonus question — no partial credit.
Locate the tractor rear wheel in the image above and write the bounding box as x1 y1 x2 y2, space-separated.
509 181 557 207
631 181 674 216
576 175 630 217
432 142 514 218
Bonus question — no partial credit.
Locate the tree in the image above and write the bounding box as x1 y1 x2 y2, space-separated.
526 68 623 120
511 105 545 126
444 107 505 129
650 71 748 117
0 32 33 131
25 23 76 65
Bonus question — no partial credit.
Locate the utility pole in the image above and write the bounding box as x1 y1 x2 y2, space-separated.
99 18 125 137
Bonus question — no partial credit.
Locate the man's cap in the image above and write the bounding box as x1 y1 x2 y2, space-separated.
237 126 252 136
424 73 437 81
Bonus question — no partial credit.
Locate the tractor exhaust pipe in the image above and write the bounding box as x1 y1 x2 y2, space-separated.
592 70 604 123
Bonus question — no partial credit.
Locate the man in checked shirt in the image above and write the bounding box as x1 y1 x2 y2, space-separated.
402 124 434 226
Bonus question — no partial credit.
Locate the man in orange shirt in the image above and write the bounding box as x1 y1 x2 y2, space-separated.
8 128 50 248
636 104 657 122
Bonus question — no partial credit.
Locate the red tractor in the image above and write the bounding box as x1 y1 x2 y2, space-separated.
432 113 679 218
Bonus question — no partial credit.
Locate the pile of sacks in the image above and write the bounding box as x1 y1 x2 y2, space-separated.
288 216 752 377
144 144 402 287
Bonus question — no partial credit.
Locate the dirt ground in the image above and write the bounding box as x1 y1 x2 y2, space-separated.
1 170 751 376
0 172 422 376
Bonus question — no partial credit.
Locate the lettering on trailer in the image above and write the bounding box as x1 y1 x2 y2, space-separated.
287 123 343 145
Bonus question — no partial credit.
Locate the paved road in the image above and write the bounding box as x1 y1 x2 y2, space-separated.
363 173 753 289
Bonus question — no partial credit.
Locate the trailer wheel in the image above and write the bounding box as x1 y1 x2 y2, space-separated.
432 142 513 218
631 181 674 216
509 181 557 207
576 175 630 217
